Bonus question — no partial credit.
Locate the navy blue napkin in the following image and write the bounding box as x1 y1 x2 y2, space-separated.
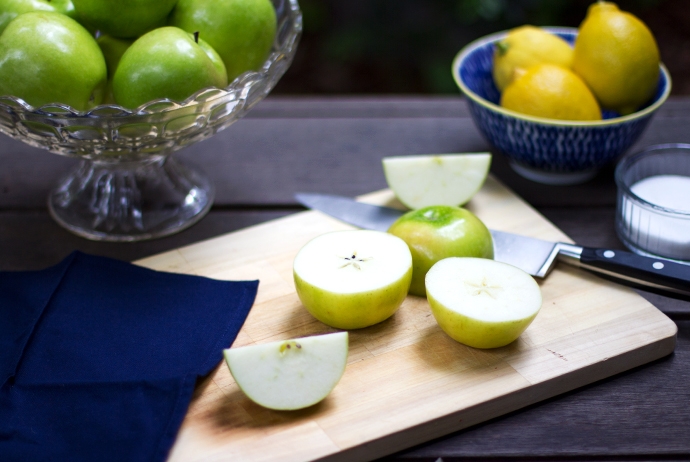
0 252 259 462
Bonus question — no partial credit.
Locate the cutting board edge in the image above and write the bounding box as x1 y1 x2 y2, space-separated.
313 329 677 462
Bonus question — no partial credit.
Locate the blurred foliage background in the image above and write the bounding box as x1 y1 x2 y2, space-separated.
273 0 690 95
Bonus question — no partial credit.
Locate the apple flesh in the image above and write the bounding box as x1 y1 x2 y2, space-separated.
426 257 542 349
387 205 494 297
0 11 106 111
382 153 492 209
224 332 349 411
293 230 412 330
112 26 228 109
169 0 277 82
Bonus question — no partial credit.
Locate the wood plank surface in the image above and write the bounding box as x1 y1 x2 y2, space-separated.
132 178 677 462
3 95 690 209
1 96 689 459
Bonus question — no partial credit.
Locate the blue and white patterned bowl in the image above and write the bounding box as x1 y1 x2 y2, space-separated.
452 27 671 185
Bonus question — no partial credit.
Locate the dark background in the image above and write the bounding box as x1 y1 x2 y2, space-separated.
272 0 690 95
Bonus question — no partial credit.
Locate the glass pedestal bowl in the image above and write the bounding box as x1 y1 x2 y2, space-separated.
0 0 301 242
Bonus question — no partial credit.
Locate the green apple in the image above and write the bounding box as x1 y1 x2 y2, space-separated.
382 153 492 209
96 34 133 104
426 257 542 349
112 27 228 109
97 35 132 77
0 11 106 110
196 35 229 86
169 0 277 82
224 332 349 410
293 230 412 330
71 0 177 38
0 0 76 33
387 205 494 297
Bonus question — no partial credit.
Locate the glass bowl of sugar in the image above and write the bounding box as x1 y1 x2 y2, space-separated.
615 144 690 262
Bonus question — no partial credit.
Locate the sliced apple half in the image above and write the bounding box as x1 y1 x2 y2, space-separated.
425 257 542 349
224 332 349 411
382 153 492 209
293 230 412 329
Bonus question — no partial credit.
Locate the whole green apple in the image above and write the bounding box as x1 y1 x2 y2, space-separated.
71 0 177 38
387 205 494 297
169 0 277 82
112 27 228 109
0 11 106 110
0 0 75 33
96 34 133 104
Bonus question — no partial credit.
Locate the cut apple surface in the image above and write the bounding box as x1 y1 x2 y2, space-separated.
382 153 492 209
293 230 412 329
425 257 542 349
224 332 349 411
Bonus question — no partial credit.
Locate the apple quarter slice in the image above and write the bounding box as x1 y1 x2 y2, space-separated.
293 230 412 329
425 257 542 349
382 153 492 209
224 332 349 411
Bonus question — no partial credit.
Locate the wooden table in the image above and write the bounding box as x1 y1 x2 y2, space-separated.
1 96 689 460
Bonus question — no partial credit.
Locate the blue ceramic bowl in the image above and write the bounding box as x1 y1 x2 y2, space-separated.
452 27 671 185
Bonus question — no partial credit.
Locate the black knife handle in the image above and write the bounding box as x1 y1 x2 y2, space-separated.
579 247 690 297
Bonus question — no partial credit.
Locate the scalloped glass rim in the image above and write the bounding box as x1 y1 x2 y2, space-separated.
0 0 302 118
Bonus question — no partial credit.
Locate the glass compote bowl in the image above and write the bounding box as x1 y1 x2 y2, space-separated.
0 0 301 242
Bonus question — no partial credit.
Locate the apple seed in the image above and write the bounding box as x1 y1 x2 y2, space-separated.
279 340 303 354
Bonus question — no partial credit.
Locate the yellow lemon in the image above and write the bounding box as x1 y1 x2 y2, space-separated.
493 25 574 92
573 1 660 115
500 64 602 121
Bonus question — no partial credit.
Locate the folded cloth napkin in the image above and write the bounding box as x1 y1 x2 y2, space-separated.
0 251 259 462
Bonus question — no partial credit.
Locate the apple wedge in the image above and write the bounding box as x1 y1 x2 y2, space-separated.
224 332 349 411
426 257 542 349
382 153 492 209
293 230 412 329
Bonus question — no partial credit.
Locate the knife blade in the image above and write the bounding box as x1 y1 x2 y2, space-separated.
295 192 690 298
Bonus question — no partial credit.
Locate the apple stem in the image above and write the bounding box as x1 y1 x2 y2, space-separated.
193 31 199 44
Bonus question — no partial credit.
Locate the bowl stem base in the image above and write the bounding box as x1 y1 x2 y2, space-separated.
48 156 215 242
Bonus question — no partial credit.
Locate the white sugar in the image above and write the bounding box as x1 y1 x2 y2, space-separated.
630 175 690 211
622 175 690 260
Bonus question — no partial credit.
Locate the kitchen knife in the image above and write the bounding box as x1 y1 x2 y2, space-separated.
295 192 690 298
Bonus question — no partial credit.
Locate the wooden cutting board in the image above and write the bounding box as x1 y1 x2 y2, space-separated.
136 176 677 462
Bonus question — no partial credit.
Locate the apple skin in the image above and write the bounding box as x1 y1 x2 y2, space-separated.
0 0 76 33
0 11 106 111
169 0 277 82
428 295 539 349
96 35 133 104
294 269 412 330
112 27 228 109
71 0 177 38
97 35 133 78
196 37 229 87
387 205 494 297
